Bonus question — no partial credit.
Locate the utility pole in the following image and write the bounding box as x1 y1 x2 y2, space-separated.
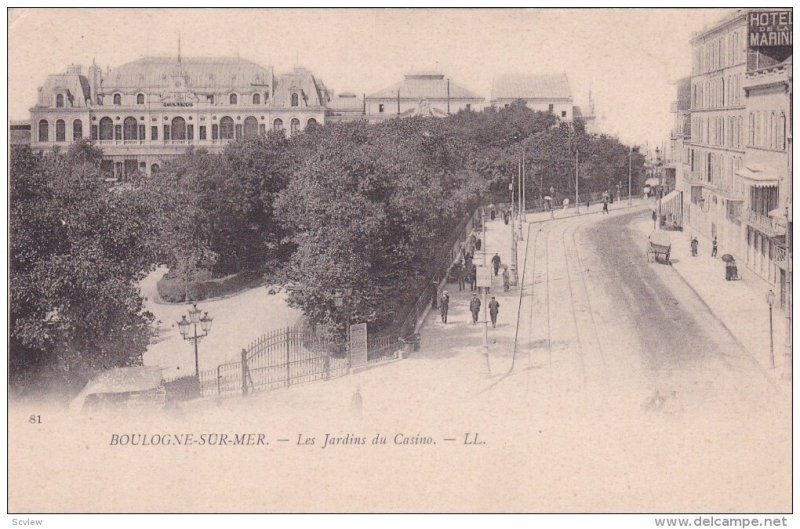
518 157 524 241
575 147 580 215
522 151 527 223
628 146 633 206
482 207 490 374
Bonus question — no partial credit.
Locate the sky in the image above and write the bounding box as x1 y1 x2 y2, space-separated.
8 8 730 146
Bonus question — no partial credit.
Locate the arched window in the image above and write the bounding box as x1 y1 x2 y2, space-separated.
273 118 283 131
56 94 64 108
290 118 300 135
171 117 187 140
291 93 299 107
151 164 160 174
99 117 113 140
307 118 317 127
137 93 145 105
113 93 122 105
244 116 258 138
73 119 83 141
38 120 49 142
220 116 234 139
55 120 65 142
229 93 238 105
124 117 138 140
252 93 261 105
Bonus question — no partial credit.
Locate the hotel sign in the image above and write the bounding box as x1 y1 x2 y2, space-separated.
748 10 792 48
163 102 194 107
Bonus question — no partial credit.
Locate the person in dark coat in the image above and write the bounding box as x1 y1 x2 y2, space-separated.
691 237 698 257
454 262 465 291
464 252 473 270
488 297 500 328
491 253 501 276
712 236 718 257
469 264 477 291
440 290 450 324
504 211 509 225
475 237 482 251
490 209 496 221
469 294 481 324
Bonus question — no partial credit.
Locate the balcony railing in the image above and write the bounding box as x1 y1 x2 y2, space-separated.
746 209 786 238
773 244 787 265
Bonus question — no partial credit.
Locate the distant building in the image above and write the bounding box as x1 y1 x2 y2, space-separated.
326 91 366 123
490 73 574 120
365 72 484 120
29 57 330 178
10 120 31 146
667 76 692 196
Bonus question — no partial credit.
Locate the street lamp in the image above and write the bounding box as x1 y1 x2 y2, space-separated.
177 303 213 380
766 289 776 368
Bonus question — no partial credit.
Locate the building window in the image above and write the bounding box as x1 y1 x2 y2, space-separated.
123 117 138 140
220 116 234 139
151 126 158 141
56 94 64 108
235 124 243 139
779 112 786 150
378 104 385 113
136 93 145 105
244 116 258 138
229 93 238 105
38 120 49 142
171 117 187 140
91 125 98 140
151 163 160 174
207 95 215 104
548 104 554 113
273 118 283 131
307 118 317 127
187 124 194 141
252 93 261 105
139 124 145 140
199 126 207 140
113 93 122 106
212 124 219 140
114 125 122 141
290 118 300 135
55 120 65 142
163 125 171 141
73 119 82 141
291 93 299 107
561 110 567 118
98 117 113 140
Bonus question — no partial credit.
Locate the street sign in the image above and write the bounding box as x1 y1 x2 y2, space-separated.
349 323 368 367
476 266 492 288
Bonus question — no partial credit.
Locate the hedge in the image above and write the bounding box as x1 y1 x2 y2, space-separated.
157 269 265 303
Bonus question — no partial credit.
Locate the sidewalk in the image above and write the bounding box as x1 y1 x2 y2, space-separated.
634 220 790 382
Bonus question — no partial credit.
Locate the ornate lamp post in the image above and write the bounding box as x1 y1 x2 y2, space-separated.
177 303 213 380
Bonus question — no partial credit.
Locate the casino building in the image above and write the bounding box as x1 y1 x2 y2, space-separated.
29 56 330 177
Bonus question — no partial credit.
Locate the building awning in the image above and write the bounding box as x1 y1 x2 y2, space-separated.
735 164 780 187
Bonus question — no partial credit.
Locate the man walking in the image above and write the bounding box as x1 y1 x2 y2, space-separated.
491 253 501 276
488 296 500 328
440 290 450 324
469 294 481 325
455 262 465 291
712 236 718 258
469 264 477 291
602 198 609 214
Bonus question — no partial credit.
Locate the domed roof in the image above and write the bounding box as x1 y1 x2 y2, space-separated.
101 56 272 93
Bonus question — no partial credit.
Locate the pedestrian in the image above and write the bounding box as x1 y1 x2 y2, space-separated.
489 296 500 328
602 199 609 214
475 237 482 251
586 198 591 210
502 266 510 292
469 264 477 291
490 209 496 221
440 290 450 324
464 252 473 271
491 253 501 276
504 211 509 225
469 293 481 325
711 236 718 257
690 237 698 257
455 262 465 291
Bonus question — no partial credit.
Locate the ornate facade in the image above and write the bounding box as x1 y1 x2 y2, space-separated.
29 57 330 177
